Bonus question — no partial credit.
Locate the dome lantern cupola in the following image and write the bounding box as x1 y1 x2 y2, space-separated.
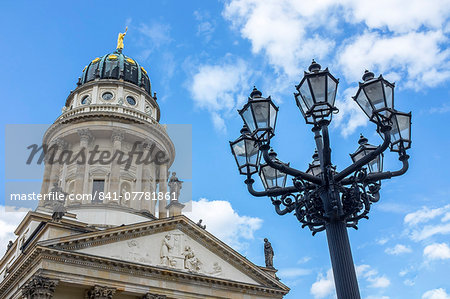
63 29 160 122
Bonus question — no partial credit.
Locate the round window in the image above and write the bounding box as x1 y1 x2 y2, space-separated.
81 95 89 105
126 96 136 106
102 92 114 101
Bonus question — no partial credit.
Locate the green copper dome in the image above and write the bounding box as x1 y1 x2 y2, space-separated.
78 51 151 95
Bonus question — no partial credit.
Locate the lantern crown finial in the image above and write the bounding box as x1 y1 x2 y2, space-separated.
309 59 321 73
250 86 262 99
362 70 375 82
240 124 250 135
358 134 368 145
312 149 319 161
268 148 277 158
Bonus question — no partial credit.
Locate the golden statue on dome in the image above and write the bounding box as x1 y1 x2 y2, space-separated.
117 26 128 51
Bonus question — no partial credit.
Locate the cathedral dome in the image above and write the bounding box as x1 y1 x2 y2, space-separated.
79 50 151 95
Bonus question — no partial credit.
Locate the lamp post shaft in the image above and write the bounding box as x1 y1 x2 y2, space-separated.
326 220 361 299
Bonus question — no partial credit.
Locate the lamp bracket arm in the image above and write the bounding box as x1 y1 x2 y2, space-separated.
334 127 391 182
364 154 409 182
260 145 322 185
244 178 298 197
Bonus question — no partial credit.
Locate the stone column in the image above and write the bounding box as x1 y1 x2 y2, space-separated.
40 154 52 197
109 130 124 201
142 293 167 299
150 164 157 215
48 139 67 192
158 162 168 219
86 285 116 299
74 129 92 202
21 275 58 299
141 141 153 212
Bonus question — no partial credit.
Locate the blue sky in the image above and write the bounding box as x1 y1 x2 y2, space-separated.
1 1 450 298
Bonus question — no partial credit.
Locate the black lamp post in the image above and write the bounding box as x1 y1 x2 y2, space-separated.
230 61 412 299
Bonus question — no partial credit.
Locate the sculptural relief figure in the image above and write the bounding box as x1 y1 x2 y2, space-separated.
160 234 173 266
168 172 183 200
264 238 275 269
212 262 222 275
182 246 201 273
121 184 129 205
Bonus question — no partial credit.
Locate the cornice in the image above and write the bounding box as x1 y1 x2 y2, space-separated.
41 114 176 168
39 215 288 292
65 79 160 120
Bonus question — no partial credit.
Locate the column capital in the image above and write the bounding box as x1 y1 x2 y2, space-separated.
86 285 116 299
111 129 125 143
77 129 93 143
142 139 154 151
21 275 59 299
54 138 69 150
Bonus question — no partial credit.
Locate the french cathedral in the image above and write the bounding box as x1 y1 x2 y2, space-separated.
0 32 289 298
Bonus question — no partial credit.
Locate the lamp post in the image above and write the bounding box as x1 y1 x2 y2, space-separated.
230 61 412 298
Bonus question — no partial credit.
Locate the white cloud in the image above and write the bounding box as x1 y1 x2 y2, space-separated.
424 243 450 260
194 10 216 42
385 244 412 255
222 0 450 135
0 206 28 257
442 212 450 222
332 86 368 137
277 268 311 279
337 30 450 90
405 205 450 226
377 238 389 245
183 198 262 250
357 264 391 289
311 265 390 299
137 22 172 61
297 256 312 264
422 288 450 299
404 279 415 286
341 0 450 33
223 0 335 77
310 269 335 299
368 276 391 288
188 58 252 132
410 223 450 241
404 205 450 241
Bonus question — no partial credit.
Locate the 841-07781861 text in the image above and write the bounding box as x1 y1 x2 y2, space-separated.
8 191 178 202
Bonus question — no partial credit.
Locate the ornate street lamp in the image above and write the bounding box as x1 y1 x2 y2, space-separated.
353 70 395 126
230 63 412 299
238 87 278 142
350 134 384 174
295 60 339 124
379 110 412 153
306 149 322 176
259 149 289 190
229 125 260 175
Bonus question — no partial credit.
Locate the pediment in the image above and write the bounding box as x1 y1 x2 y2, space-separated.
42 216 286 290
76 228 259 284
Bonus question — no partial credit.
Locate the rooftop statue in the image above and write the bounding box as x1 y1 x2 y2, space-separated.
117 26 128 51
264 238 275 269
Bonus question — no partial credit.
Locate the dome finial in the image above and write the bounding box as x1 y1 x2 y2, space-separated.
116 26 128 52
